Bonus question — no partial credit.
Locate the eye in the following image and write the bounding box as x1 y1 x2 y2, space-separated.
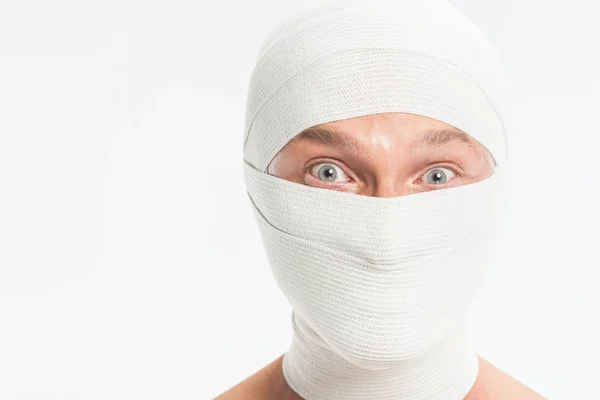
309 163 349 183
421 167 456 185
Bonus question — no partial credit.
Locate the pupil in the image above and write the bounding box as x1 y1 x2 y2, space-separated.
429 169 446 184
318 165 337 181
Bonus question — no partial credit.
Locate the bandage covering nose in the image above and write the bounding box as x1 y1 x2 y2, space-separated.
242 0 511 398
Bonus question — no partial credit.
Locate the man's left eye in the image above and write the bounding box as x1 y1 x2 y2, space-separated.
421 167 456 185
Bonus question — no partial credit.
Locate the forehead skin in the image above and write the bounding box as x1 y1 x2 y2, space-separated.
267 112 496 197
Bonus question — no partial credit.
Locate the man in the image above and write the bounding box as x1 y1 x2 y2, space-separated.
218 0 545 398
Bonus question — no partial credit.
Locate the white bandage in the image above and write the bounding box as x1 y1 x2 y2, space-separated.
243 0 510 398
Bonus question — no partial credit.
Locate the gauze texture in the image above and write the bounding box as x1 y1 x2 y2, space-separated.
244 161 503 398
243 0 511 172
242 0 510 398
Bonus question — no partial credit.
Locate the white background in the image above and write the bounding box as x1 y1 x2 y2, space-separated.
1 0 598 399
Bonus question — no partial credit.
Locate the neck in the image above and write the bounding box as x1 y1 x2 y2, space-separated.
281 312 479 400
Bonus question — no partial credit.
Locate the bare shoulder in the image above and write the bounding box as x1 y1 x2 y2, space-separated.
467 355 547 399
215 353 545 399
214 355 288 400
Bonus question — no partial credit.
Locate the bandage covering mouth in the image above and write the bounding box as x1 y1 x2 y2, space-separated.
242 0 511 398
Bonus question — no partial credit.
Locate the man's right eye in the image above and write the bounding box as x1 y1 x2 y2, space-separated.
309 163 349 183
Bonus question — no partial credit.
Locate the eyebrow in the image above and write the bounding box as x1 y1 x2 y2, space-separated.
295 125 474 149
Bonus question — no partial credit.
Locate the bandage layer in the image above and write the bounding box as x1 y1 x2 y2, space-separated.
243 0 511 172
244 161 503 399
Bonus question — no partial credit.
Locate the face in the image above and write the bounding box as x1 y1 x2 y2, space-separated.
267 112 496 198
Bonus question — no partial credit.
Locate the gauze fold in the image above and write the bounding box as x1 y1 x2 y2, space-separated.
245 160 503 360
242 0 511 398
243 0 511 172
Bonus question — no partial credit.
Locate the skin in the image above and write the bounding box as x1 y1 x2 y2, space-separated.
266 112 495 197
217 112 545 399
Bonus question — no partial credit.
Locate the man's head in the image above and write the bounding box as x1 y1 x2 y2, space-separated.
241 1 512 396
267 112 496 198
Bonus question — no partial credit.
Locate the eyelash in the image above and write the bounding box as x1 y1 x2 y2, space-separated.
424 164 460 176
306 159 354 178
419 165 460 186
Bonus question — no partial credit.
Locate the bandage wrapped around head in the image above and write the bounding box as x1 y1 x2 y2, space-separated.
242 0 511 399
